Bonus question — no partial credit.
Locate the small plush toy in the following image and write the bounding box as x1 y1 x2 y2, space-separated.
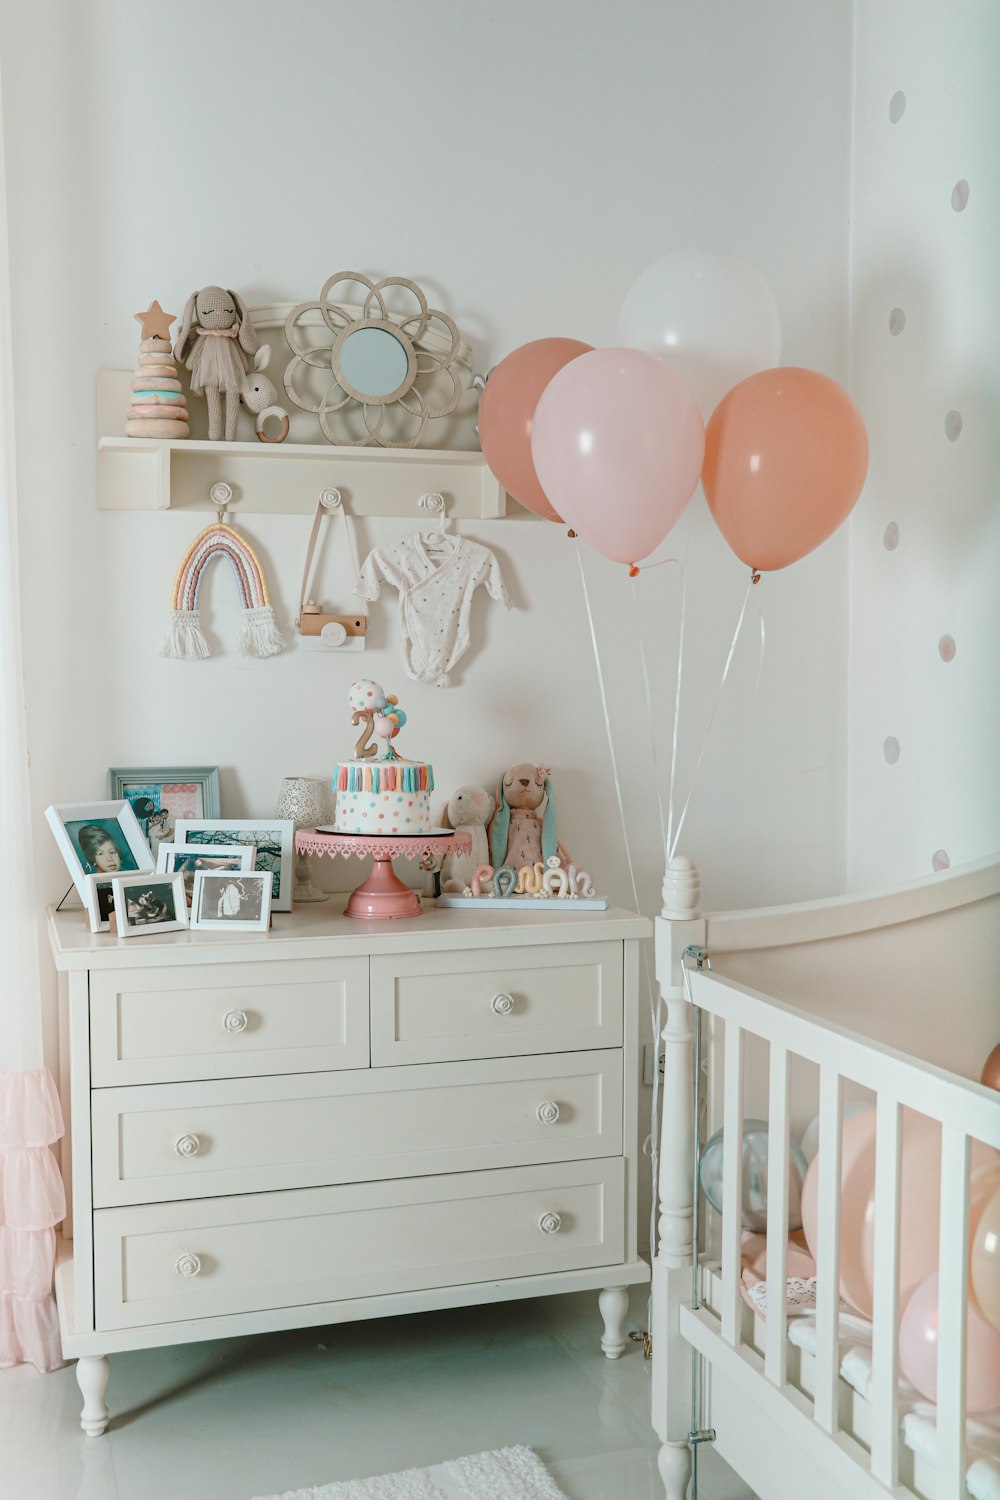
174 286 259 441
489 764 571 871
239 346 289 442
440 785 494 893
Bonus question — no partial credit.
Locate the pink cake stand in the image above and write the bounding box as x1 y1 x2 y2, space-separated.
296 828 471 920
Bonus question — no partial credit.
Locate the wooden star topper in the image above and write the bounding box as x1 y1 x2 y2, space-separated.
134 300 175 340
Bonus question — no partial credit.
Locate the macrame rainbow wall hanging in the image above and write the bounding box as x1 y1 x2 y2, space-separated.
163 522 283 659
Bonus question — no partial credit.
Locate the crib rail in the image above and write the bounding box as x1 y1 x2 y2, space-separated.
685 965 1000 1499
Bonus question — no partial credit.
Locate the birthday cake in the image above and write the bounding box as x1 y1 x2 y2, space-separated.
332 680 435 836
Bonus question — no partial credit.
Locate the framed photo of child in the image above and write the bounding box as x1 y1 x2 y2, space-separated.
107 766 220 861
111 872 188 938
155 841 255 905
45 800 154 902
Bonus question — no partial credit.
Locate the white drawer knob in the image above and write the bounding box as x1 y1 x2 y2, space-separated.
174 1133 201 1158
223 1008 248 1034
491 992 514 1016
175 1252 202 1279
536 1101 560 1125
538 1212 562 1236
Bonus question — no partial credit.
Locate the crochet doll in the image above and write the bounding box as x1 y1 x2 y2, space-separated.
174 286 258 440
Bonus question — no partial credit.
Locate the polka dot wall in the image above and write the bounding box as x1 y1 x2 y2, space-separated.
847 3 1000 887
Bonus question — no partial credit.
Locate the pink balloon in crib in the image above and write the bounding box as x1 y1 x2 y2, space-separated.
898 1271 1000 1413
530 347 704 567
801 1108 999 1318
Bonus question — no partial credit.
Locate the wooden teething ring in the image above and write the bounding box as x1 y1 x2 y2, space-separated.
256 406 290 443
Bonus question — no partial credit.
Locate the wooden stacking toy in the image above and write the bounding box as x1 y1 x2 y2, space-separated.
126 300 190 438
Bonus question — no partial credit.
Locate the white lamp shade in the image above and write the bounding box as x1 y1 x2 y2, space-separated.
276 776 331 830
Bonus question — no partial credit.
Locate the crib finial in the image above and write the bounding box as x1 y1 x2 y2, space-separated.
661 855 700 920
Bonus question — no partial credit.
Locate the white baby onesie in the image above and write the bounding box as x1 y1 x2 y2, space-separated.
355 531 511 687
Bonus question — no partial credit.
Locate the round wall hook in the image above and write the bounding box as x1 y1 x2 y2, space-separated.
210 481 233 523
319 487 343 511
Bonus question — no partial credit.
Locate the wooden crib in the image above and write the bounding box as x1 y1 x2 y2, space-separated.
651 853 1000 1500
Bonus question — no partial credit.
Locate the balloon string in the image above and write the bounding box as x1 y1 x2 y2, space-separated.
665 553 689 857
667 574 757 864
575 540 664 1273
631 568 674 868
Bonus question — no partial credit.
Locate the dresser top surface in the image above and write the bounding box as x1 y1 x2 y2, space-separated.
47 897 651 971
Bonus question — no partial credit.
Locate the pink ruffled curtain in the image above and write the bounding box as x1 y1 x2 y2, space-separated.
0 69 65 1371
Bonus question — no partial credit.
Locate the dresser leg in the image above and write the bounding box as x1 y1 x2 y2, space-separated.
76 1355 110 1436
598 1285 629 1359
658 1440 692 1499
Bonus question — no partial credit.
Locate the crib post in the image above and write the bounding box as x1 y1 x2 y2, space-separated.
652 855 706 1499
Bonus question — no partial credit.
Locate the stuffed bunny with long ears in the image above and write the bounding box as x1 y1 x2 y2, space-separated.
489 763 571 871
174 285 258 440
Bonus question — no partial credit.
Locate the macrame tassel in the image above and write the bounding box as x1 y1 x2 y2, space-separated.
238 604 283 659
163 608 210 660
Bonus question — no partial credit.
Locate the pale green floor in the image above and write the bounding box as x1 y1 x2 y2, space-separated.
2 1288 754 1500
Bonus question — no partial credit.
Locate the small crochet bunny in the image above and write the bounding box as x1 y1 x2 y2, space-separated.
174 285 258 440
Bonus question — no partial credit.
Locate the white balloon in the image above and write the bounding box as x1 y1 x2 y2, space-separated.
617 249 782 419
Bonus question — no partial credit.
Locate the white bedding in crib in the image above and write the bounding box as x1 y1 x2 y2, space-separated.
787 1312 1000 1500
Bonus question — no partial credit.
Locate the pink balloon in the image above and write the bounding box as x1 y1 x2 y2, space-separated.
530 348 705 567
802 1109 998 1317
899 1272 1000 1413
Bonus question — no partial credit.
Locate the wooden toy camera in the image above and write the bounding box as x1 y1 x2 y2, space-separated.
297 602 368 652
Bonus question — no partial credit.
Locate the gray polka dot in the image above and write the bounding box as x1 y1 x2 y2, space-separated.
883 736 900 765
883 522 900 550
932 849 950 872
888 308 906 336
939 634 956 662
945 410 963 441
951 179 969 212
888 91 906 123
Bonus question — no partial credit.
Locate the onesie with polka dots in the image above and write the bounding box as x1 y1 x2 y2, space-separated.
355 531 511 687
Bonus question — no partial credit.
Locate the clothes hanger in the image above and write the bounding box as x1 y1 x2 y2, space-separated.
417 492 457 554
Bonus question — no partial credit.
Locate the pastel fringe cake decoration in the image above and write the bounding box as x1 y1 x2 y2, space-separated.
163 522 283 659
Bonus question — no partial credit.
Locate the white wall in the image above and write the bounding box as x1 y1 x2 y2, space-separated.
2 0 853 1245
847 0 1000 887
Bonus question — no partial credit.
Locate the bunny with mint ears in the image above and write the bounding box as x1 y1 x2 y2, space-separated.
173 285 258 440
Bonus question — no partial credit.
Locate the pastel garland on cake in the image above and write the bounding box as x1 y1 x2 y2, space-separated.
162 522 283 660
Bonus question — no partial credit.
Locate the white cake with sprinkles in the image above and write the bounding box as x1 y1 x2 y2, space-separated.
333 680 434 836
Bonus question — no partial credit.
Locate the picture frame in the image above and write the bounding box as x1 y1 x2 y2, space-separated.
108 767 221 860
191 870 272 932
156 842 255 905
174 820 294 912
110 872 188 938
84 873 117 934
45 800 154 902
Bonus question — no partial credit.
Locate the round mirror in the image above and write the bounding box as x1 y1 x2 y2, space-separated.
337 327 410 399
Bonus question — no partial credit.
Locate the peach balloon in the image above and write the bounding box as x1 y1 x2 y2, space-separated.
898 1272 1000 1413
971 1172 1000 1334
801 1108 999 1317
981 1043 1000 1093
702 367 869 572
477 338 593 521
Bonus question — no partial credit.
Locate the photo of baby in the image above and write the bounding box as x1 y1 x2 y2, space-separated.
124 882 176 926
66 820 139 876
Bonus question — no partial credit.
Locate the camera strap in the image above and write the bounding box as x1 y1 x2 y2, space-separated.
297 491 363 630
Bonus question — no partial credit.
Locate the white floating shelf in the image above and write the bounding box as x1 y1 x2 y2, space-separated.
97 370 506 519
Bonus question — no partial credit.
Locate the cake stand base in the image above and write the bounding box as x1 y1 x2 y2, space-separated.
344 854 422 919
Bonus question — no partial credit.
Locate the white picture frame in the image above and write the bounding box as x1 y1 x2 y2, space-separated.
156 841 255 905
110 872 188 938
174 819 294 912
191 870 272 932
46 800 154 902
83 873 117 934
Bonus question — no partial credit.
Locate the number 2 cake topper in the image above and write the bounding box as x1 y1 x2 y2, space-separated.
349 678 408 761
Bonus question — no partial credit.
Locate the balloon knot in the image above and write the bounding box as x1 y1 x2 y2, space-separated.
628 564 640 578
751 570 762 585
567 529 576 539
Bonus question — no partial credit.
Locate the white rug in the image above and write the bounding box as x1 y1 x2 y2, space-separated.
249 1445 570 1500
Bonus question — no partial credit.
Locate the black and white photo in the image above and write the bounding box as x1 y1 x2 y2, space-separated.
191 870 272 932
110 873 188 938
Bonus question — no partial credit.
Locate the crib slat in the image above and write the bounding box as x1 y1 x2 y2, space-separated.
870 1095 902 1488
765 1043 790 1386
937 1124 970 1492
721 1021 745 1347
813 1068 843 1434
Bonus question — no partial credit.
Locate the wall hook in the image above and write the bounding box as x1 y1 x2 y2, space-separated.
210 481 233 525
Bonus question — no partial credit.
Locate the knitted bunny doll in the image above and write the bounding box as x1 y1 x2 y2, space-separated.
174 286 258 440
489 764 571 870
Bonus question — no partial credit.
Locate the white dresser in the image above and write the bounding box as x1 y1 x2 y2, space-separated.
48 900 651 1436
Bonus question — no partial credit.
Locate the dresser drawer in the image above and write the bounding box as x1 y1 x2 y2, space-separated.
91 1051 623 1206
370 942 623 1065
89 959 370 1086
93 1158 625 1329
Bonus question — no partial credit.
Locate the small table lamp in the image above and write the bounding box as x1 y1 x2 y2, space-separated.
276 776 331 903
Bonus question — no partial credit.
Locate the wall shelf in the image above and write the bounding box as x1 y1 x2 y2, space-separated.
97 356 507 519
